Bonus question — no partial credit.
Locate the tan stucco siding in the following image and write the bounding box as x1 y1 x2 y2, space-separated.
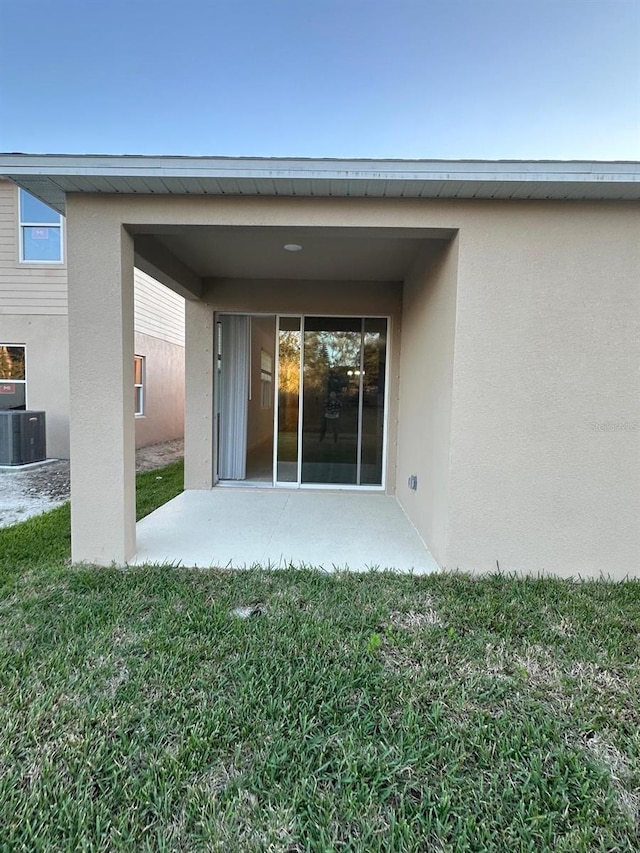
0 314 70 458
134 268 185 347
63 193 639 576
0 179 67 315
67 214 137 564
446 203 640 578
184 299 215 490
134 330 185 448
396 239 458 565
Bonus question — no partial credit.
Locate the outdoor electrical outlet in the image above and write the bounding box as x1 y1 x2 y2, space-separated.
408 475 418 491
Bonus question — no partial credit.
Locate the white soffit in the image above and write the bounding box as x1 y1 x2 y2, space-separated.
0 154 639 213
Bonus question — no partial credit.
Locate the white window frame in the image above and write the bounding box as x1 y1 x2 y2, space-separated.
134 355 145 417
18 189 64 264
260 349 273 409
0 344 27 409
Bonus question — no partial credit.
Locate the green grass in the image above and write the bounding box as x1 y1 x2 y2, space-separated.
0 459 184 586
134 459 184 522
0 462 639 850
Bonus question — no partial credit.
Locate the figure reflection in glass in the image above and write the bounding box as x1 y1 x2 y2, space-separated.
319 390 342 443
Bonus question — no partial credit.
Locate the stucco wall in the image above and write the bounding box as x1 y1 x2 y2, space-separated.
63 192 639 577
67 219 137 564
0 314 70 457
445 202 640 578
396 239 458 565
133 331 185 448
184 299 214 491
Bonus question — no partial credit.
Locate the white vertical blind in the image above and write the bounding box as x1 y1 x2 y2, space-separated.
218 314 249 479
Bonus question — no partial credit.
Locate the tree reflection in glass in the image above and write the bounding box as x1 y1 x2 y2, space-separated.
276 319 301 482
302 318 362 485
276 316 387 487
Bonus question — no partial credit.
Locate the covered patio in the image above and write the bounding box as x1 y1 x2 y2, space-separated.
2 155 637 578
131 488 439 572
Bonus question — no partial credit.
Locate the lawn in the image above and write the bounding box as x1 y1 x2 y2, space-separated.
0 462 639 851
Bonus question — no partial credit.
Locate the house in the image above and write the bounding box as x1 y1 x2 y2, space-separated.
0 155 637 579
0 177 185 458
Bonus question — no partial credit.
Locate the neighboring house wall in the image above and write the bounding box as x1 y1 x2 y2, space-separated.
0 315 70 457
0 179 185 458
133 269 185 448
133 331 184 447
0 178 70 456
0 178 67 315
133 267 185 348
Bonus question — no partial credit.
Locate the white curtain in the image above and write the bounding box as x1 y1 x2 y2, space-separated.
218 315 250 479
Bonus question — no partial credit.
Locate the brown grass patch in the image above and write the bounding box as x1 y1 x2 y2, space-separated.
191 761 242 796
388 593 444 632
582 733 640 824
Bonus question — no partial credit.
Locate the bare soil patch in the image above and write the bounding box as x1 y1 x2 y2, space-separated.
0 438 183 528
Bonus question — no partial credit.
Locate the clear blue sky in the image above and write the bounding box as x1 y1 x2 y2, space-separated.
1 0 638 160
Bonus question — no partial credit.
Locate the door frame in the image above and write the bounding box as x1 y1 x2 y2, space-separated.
214 311 392 491
273 313 391 492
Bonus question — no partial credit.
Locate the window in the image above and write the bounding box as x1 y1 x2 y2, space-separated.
260 349 273 408
19 189 63 263
134 356 145 416
0 345 26 410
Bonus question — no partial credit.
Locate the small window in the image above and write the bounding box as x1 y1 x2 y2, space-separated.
134 355 145 416
19 189 63 263
260 350 273 409
0 345 26 410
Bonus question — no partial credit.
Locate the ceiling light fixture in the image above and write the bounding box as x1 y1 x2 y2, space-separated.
283 243 302 252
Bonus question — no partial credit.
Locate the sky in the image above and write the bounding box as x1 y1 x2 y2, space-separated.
0 0 638 160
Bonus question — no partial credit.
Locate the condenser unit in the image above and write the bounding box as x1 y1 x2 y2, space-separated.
0 410 47 466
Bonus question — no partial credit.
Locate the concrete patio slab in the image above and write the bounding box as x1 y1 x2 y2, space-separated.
131 488 439 573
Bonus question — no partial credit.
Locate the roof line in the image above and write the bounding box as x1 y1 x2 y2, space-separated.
2 152 639 165
1 155 638 185
2 154 638 210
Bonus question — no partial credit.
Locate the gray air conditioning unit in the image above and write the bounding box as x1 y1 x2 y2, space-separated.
0 411 47 466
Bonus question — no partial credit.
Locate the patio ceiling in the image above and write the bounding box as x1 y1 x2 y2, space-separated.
131 225 453 281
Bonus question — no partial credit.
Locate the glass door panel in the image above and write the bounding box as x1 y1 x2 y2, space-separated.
301 317 362 485
276 317 301 483
359 318 387 485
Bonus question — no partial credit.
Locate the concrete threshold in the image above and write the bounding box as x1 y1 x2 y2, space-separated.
0 458 59 471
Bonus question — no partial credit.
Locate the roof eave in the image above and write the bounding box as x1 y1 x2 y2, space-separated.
1 154 639 212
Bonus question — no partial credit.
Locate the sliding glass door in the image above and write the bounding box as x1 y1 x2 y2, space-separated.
275 315 387 488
